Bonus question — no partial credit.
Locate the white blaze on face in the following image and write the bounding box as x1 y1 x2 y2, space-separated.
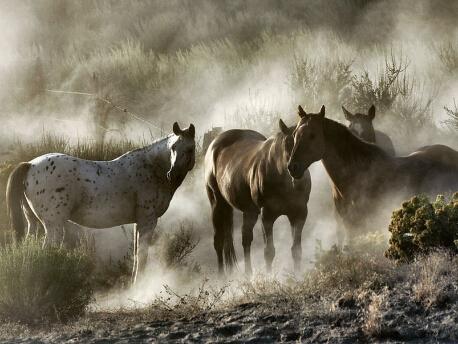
353 123 364 136
168 135 179 170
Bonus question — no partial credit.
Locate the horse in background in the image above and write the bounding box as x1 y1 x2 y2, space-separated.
342 105 396 156
205 120 311 275
6 122 196 284
287 105 458 241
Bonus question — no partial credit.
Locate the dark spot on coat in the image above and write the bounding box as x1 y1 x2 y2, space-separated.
56 187 65 192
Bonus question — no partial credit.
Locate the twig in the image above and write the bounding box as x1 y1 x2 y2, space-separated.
44 88 162 132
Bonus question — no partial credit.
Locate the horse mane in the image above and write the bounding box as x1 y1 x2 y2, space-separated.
323 118 389 163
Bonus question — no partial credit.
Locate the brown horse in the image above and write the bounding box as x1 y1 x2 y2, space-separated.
342 105 396 156
205 121 311 275
287 105 458 239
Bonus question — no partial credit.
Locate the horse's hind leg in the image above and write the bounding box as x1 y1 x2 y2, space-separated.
242 212 258 275
261 208 277 273
23 201 42 238
207 185 233 275
287 209 307 273
41 219 66 248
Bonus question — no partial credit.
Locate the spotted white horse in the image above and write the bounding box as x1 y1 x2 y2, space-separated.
6 122 196 283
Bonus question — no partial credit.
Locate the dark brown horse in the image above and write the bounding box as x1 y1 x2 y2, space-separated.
205 121 311 274
287 105 458 239
342 105 396 156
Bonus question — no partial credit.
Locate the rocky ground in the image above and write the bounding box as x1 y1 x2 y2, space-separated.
1 283 457 344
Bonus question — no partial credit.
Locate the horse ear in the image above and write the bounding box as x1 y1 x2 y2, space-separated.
188 124 195 138
279 119 289 135
298 105 307 118
319 105 325 118
172 122 182 136
342 106 353 121
368 105 376 120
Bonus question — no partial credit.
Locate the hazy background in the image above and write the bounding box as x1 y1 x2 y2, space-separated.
0 0 457 306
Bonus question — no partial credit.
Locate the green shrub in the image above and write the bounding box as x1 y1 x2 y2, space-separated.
386 193 458 262
0 237 94 323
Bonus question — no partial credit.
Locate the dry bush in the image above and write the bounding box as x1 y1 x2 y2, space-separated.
91 252 133 291
236 233 394 310
344 52 436 141
225 98 281 136
362 287 389 337
148 278 228 319
155 222 200 271
444 99 458 131
309 233 394 295
289 56 352 115
0 237 94 323
410 251 458 309
237 274 304 307
437 42 458 74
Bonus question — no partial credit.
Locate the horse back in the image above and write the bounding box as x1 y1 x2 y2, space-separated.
375 130 395 156
392 144 458 195
205 129 266 175
205 129 267 211
409 144 458 168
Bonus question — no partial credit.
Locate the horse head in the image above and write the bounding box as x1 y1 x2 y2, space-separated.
278 118 295 164
342 105 376 143
288 105 326 179
167 122 196 184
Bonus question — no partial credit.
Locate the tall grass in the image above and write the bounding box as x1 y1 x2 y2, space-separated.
11 132 140 163
0 237 93 323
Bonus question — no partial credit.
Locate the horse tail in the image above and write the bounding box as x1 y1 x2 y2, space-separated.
6 162 31 241
223 214 237 272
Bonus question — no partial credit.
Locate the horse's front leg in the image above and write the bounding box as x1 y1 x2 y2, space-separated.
261 208 277 273
287 210 307 274
132 212 157 285
242 212 258 276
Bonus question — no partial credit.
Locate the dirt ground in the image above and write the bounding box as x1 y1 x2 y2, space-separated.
1 282 457 344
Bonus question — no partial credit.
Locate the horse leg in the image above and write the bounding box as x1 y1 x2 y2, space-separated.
242 212 258 275
41 220 66 248
334 208 346 248
132 216 157 284
333 196 348 248
23 202 41 238
261 208 277 273
207 185 233 276
287 210 307 273
131 226 139 284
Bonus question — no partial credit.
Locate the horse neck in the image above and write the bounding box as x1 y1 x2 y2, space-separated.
262 134 289 176
144 135 172 171
322 118 389 192
362 128 376 143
